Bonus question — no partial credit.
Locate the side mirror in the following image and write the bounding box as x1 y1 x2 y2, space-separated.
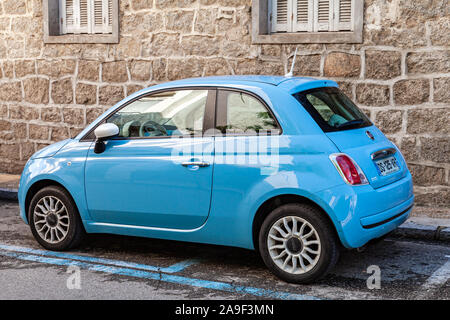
93 123 119 154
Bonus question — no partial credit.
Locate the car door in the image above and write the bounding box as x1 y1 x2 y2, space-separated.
211 89 282 228
84 88 216 230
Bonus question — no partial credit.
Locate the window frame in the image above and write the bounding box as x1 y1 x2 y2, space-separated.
80 87 217 142
251 0 363 44
81 87 283 141
215 88 282 137
43 0 119 44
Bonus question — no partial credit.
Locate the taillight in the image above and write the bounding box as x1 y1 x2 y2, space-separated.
329 154 368 185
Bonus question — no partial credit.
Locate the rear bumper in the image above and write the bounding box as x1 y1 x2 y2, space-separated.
314 172 414 248
360 203 412 229
350 196 413 247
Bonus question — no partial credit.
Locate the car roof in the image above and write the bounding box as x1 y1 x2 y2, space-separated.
153 75 338 94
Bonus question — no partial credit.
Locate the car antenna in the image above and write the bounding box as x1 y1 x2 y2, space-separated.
285 47 298 77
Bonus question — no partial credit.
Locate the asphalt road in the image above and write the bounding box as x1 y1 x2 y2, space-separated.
0 200 448 300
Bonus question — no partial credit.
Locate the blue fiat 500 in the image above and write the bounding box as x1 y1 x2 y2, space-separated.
18 76 414 283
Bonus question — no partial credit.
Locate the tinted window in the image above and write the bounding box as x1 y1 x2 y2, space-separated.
216 91 279 134
106 90 208 138
293 87 371 132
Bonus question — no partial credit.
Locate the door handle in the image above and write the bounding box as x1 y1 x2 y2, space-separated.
181 161 210 168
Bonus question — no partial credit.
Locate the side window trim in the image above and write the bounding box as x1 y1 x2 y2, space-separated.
215 88 282 136
203 89 217 136
80 87 217 141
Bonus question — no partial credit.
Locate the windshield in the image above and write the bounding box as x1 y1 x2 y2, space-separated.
293 87 372 132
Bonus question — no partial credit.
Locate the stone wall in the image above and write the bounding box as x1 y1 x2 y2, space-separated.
0 0 448 208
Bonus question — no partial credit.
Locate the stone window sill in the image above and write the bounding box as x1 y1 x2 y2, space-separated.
252 32 362 44
44 34 119 44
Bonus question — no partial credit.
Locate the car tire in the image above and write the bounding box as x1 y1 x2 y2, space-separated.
258 203 340 284
29 186 85 251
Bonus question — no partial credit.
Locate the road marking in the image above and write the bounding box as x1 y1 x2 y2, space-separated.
0 250 320 300
162 259 200 273
0 243 198 274
415 259 450 299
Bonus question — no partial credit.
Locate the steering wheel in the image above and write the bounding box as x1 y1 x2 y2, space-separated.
121 120 141 137
139 120 168 137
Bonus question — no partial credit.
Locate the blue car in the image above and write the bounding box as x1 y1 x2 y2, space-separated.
18 75 414 283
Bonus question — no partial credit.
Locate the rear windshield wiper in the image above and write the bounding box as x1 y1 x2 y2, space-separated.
335 119 365 129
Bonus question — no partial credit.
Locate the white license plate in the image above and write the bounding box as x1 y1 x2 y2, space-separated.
375 156 399 176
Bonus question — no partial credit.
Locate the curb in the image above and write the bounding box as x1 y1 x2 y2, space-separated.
0 189 448 242
0 188 18 201
390 220 450 242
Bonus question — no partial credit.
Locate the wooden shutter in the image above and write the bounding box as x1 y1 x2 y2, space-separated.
78 0 90 33
60 0 74 33
60 0 90 34
334 0 353 31
108 0 113 29
271 0 290 32
293 0 313 32
314 0 333 31
92 0 112 33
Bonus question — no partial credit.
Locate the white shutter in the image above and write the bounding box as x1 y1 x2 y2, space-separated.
314 0 333 31
334 0 353 31
92 0 112 33
269 0 355 34
271 0 290 32
79 0 90 33
108 0 113 30
60 0 74 34
92 0 103 33
293 0 313 32
60 0 90 34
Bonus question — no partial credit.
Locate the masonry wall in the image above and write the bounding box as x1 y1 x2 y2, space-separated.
0 0 448 208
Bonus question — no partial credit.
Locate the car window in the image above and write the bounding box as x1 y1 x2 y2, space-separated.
106 90 208 138
293 87 371 132
216 91 279 134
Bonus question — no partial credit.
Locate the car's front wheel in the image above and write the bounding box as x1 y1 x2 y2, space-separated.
29 186 85 251
258 203 340 284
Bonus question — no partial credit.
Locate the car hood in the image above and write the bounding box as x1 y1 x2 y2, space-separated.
31 139 72 159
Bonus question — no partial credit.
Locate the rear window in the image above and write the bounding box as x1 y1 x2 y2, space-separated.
293 87 372 132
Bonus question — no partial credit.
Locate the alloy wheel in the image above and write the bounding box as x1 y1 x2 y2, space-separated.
33 196 70 244
267 216 321 274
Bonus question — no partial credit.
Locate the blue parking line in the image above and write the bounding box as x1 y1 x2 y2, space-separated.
162 259 201 273
0 243 198 274
0 249 320 300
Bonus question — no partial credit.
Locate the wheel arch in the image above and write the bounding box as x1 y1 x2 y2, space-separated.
24 179 77 224
251 194 342 253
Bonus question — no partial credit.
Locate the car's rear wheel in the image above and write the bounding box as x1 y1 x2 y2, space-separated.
258 203 340 284
29 186 85 251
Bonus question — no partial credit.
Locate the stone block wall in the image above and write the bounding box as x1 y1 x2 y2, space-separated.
0 0 448 208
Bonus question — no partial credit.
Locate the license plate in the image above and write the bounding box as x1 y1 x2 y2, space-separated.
375 156 399 176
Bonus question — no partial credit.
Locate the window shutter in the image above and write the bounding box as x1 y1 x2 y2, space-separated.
108 0 113 29
92 0 104 33
78 0 90 33
60 0 74 33
334 0 353 31
60 0 90 34
293 0 313 32
92 0 112 33
271 0 290 32
314 0 332 31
